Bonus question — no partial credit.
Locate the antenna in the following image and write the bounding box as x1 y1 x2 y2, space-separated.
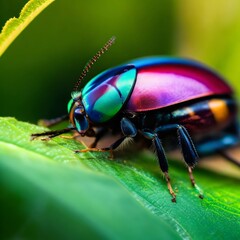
73 36 116 92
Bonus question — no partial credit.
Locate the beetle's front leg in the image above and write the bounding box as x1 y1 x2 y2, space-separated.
38 114 69 127
76 118 137 158
31 127 75 141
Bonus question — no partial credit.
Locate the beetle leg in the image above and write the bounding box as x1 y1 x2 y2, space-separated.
75 136 126 158
89 127 108 148
154 124 199 167
76 147 108 153
187 166 204 199
164 172 176 202
120 117 137 137
76 137 126 152
177 125 200 170
60 135 75 139
38 115 69 127
218 150 240 167
142 130 176 202
153 124 203 199
196 133 240 167
77 118 137 157
187 166 196 186
31 127 75 141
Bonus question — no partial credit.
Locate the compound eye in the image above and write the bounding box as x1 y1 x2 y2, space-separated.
74 107 89 134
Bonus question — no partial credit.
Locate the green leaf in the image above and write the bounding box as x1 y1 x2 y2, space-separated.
0 117 239 239
0 0 54 57
0 117 179 239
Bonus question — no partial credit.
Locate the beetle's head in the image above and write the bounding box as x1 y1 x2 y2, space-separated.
67 91 93 136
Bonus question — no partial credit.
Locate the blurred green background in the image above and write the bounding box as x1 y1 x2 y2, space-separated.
1 0 240 122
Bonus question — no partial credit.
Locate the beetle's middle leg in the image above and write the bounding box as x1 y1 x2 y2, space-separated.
89 127 109 148
141 130 176 202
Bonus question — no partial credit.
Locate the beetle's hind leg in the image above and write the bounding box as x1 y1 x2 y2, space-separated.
218 150 240 167
153 124 204 199
177 126 200 188
196 130 240 167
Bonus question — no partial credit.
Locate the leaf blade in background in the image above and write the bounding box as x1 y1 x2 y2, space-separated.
0 0 54 57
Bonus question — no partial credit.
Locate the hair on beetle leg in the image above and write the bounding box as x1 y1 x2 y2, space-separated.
114 137 134 152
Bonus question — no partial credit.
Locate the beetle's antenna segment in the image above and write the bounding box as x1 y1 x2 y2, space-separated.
73 36 116 92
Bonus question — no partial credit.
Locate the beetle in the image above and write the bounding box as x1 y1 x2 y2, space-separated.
31 37 239 202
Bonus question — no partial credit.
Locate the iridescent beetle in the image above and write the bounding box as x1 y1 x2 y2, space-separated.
32 37 239 202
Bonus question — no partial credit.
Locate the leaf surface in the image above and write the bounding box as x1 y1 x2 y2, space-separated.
0 117 239 239
0 117 179 239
